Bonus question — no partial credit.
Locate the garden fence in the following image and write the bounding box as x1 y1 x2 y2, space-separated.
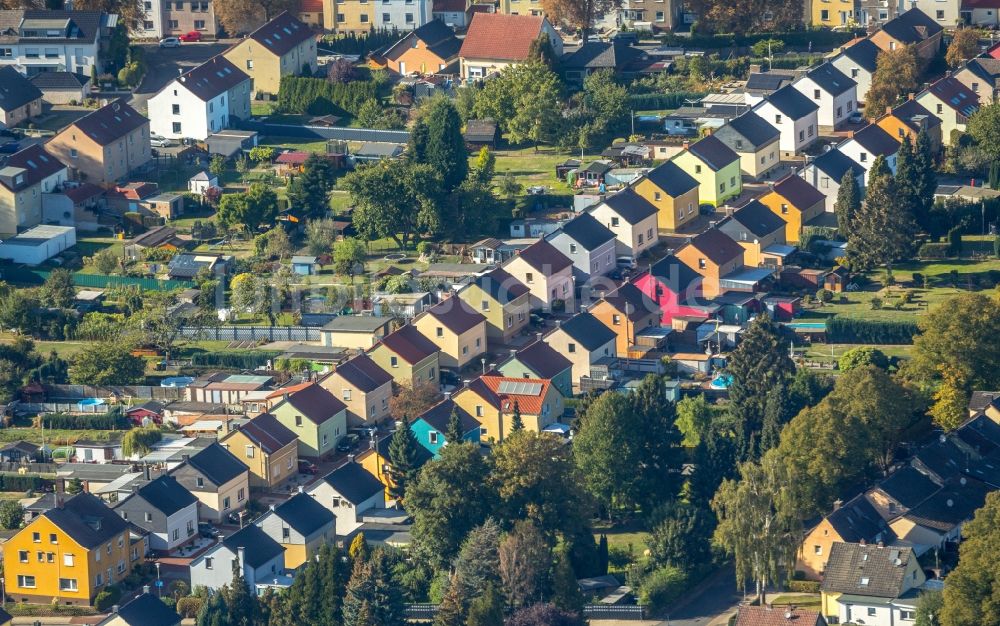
181 326 321 342
402 604 647 621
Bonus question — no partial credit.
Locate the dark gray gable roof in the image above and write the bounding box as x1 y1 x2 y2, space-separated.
415 398 479 436
881 8 943 44
72 99 148 146
964 56 1000 87
891 98 941 131
719 111 780 150
270 492 333 536
810 148 860 181
29 70 89 89
245 11 313 57
556 311 616 351
110 593 181 626
174 55 248 102
43 492 128 549
562 41 644 70
183 442 247 486
838 38 880 73
761 84 818 119
471 267 530 301
555 211 615 250
643 159 698 197
132 475 197 516
20 10 104 42
0 66 40 113
512 238 573 274
805 62 856 97
649 254 702 294
745 72 794 92
330 353 393 393
688 227 744 266
237 413 298 454
849 124 899 157
384 19 460 60
222 523 284 568
723 199 787 238
320 461 384 504
820 542 916 598
686 134 738 171
825 494 893 544
599 187 658 224
903 477 989 530
508 339 572 379
282 382 347 425
876 465 940 509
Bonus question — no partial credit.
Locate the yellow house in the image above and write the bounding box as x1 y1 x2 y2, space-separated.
795 494 891 580
222 12 318 96
367 324 441 387
501 238 575 311
255 492 335 569
412 297 488 369
3 493 135 606
758 174 827 244
318 353 394 427
453 374 564 443
819 542 925 625
670 135 742 207
631 160 700 232
356 431 433 500
713 111 781 181
541 312 618 391
915 76 979 147
810 0 856 27
590 282 662 357
674 228 745 299
0 144 67 236
457 267 531 344
220 413 299 489
320 316 394 350
715 200 790 267
46 100 151 186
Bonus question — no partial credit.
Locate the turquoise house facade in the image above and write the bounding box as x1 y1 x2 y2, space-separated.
412 399 482 458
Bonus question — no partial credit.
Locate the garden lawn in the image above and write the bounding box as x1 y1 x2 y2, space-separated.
768 594 821 609
593 521 651 559
0 426 118 446
0 333 91 359
485 147 604 190
800 343 914 364
260 135 330 154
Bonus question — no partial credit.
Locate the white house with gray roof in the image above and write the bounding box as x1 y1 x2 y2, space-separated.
147 56 251 141
0 10 115 76
751 84 820 154
190 524 285 591
791 62 857 130
306 461 385 536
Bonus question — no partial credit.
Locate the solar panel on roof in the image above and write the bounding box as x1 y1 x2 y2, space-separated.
497 380 543 396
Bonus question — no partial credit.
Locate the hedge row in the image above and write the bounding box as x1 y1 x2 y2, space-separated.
826 317 919 345
190 351 281 369
0 474 51 491
277 76 378 116
42 411 130 430
658 29 860 49
629 92 708 110
787 580 821 593
320 28 404 56
917 243 952 259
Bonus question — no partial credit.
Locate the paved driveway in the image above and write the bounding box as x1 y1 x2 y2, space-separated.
130 41 231 113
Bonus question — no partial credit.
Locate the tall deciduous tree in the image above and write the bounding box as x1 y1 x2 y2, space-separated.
930 365 969 432
686 0 802 35
213 0 297 34
340 160 442 249
940 492 1000 625
332 237 367 279
573 391 642 515
675 394 712 448
409 98 467 192
466 585 504 626
288 154 337 219
865 46 919 120
498 521 551 609
946 27 981 68
40 269 75 309
847 155 918 270
474 62 563 149
69 342 145 386
908 292 1000 389
216 183 278 234
539 0 614 39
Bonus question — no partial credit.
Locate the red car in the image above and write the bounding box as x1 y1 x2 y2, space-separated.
178 31 202 42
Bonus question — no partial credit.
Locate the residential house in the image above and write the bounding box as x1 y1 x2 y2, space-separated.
546 211 617 281
561 41 645 83
758 174 827 243
865 465 941 522
811 0 857 27
46 100 151 186
222 12 317 96
367 324 441 387
954 57 1000 104
220 413 298 489
792 62 857 130
412 297 488 369
869 9 944 60
185 373 271 406
189 524 284 592
431 0 469 27
240 382 312 416
96 592 181 626
887 477 988 553
744 68 801 104
798 148 864 212
255 492 335 568
457 267 531 343
631 160 700 232
307 461 385 536
734 606 825 626
114 475 198 552
0 66 41 128
716 200 790 267
411 398 481 457
713 111 781 181
168 442 249 523
320 316 394 349
634 254 719 324
588 187 660 257
590 282 662 356
458 14 562 80
136 0 216 39
502 238 575 311
322 0 432 32
751 85 820 154
831 38 880 103
319 353 394 426
0 144 68 236
542 311 617 389
916 75 979 145
671 134 742 206
269 383 348 458
496 339 574 398
674 228 745 299
382 20 460 75
2 493 132 605
820 542 926 626
796 494 894 580
147 56 251 141
906 0 959 27
617 0 683 28
837 124 901 183
0 10 115 76
355 431 432 500
963 0 1000 25
874 97 943 152
453 374 564 442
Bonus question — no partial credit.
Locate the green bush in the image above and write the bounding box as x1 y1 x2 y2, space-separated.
190 351 281 369
176 596 203 618
0 474 50 492
787 580 821 593
94 585 121 611
816 288 833 303
321 28 403 55
826 317 919 344
42 410 130 430
639 565 688 614
918 242 951 258
276 76 378 116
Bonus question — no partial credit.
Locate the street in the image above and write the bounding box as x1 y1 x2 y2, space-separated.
656 563 745 626
130 41 231 113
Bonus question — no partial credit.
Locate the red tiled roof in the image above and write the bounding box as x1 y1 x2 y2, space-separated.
300 0 322 12
734 606 824 626
474 374 552 415
63 182 104 204
276 151 310 164
459 13 544 62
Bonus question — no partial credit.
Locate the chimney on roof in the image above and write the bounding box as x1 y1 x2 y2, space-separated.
847 130 855 139
536 332 543 342
269 504 275 511
859 538 866 546
833 498 843 510
704 128 712 136
908 92 915 100
144 465 151 481
143 585 150 595
348 454 356 463
443 391 452 400
682 140 690 150
182 454 190 463
749 63 761 74
112 605 119 614
877 540 884 548
283 393 289 401
298 485 304 494
886 106 893 114
510 348 517 356
555 319 562 328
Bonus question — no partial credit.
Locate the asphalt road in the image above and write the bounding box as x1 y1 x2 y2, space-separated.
130 41 231 113
656 563 746 626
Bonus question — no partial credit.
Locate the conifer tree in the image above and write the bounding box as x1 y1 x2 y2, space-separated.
387 417 423 500
847 155 918 270
597 534 609 575
914 129 938 232
343 549 406 626
835 168 861 238
466 584 504 626
445 407 464 445
196 590 227 626
349 533 370 562
551 544 586 613
433 575 468 626
510 401 524 432
223 560 261 626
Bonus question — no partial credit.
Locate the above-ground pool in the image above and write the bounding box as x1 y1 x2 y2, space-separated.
76 398 105 411
161 376 195 388
785 322 827 330
710 374 733 390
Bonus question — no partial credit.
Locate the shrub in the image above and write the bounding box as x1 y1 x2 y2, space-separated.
608 545 635 570
276 76 378 116
918 242 951 258
870 296 882 310
826 317 919 344
94 585 121 611
787 580 821 593
190 351 280 369
911 272 923 287
816 288 833 303
42 411 129 430
176 596 203 618
639 565 688 615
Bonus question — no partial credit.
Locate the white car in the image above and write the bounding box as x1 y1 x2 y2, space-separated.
159 37 180 48
150 135 174 147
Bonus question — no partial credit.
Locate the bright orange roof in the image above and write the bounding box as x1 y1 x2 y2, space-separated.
264 381 313 399
475 375 552 415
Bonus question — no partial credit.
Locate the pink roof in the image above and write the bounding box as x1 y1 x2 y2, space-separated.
459 13 545 61
275 151 310 165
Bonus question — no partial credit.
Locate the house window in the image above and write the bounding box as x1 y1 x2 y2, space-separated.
612 314 621 325
405 12 413 22
70 148 78 158
342 389 351 401
18 550 27 563
282 527 290 540
238 488 245 501
64 553 74 566
429 432 439 444
194 19 205 29
246 59 254 69
936 9 943 18
481 300 490 311
59 578 78 591
462 346 469 355
867 608 877 617
475 405 483 417
49 534 57 544
245 445 255 458
196 477 204 488
780 204 788 214
936 103 943 114
223 496 231 509
698 258 706 269
206 557 214 569
611 217 619 227
295 415 302 427
32 532 40 543
973 82 980 93
813 89 820 100
859 152 867 163
172 122 182 133
694 165 702 174
775 115 782 124
17 575 35 588
145 512 152 522
900 610 915 620
814 545 822 555
171 103 180 115
525 272 534 284
820 176 829 188
382 12 390 21
360 14 369 22
568 343 576 353
169 19 178 27
654 191 661 201
390 356 398 367
569 243 577 254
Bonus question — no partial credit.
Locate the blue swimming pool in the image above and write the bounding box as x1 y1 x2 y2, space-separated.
786 322 827 330
76 398 105 411
710 374 733 390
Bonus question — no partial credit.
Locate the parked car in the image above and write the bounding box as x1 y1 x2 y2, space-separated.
847 111 864 124
179 31 202 42
337 433 360 453
298 460 318 475
150 135 174 148
158 37 180 48
198 523 220 538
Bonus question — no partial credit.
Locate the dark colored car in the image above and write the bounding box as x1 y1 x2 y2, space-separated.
440 369 461 387
298 460 318 475
337 433 360 453
0 142 20 154
198 523 219 538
